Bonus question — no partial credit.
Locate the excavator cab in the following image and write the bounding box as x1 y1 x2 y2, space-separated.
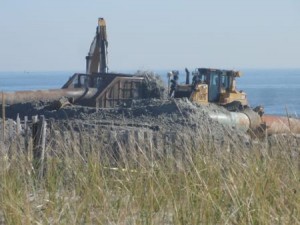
170 68 248 111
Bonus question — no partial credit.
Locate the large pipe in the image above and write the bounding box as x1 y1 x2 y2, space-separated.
209 108 262 133
0 88 92 105
209 110 300 135
262 115 300 134
209 111 250 132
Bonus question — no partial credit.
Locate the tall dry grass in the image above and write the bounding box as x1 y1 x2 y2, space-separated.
0 127 300 225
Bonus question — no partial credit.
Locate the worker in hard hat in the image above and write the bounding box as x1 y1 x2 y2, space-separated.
169 71 179 97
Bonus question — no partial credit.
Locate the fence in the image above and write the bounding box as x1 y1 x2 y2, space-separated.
1 114 47 178
1 108 252 177
1 113 194 176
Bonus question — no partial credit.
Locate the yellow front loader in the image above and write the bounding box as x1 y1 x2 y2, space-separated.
169 68 248 111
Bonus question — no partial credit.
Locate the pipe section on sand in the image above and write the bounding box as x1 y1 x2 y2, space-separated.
262 115 300 134
210 111 300 135
0 88 92 105
209 108 262 133
209 112 250 132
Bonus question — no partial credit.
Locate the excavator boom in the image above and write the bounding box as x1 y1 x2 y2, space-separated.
85 18 108 74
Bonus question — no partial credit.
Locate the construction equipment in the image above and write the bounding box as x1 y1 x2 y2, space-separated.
1 17 300 135
62 18 146 108
168 68 267 133
169 68 248 111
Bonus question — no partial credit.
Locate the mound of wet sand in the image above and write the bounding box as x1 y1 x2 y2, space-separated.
2 98 249 147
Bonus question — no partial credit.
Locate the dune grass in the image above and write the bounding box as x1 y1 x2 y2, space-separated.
0 131 300 225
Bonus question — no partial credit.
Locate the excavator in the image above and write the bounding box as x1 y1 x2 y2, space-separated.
61 18 145 108
1 17 300 135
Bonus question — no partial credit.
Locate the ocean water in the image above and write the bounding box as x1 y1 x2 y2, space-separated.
0 71 74 91
0 69 299 116
238 69 300 116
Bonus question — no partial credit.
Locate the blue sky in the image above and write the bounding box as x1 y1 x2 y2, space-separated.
0 0 300 71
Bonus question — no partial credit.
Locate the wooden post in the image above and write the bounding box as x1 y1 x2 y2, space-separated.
8 119 13 141
32 116 39 170
39 116 47 178
16 114 21 135
32 115 47 178
15 114 21 152
24 116 29 153
2 92 5 144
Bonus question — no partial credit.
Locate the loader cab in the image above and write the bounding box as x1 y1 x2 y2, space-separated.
195 68 246 105
196 68 223 102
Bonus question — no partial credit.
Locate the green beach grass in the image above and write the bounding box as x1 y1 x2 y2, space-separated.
0 131 300 224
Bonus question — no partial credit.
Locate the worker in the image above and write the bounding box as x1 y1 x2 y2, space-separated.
192 73 201 90
169 71 179 97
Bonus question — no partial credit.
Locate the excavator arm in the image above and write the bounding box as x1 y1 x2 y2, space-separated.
85 18 108 74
